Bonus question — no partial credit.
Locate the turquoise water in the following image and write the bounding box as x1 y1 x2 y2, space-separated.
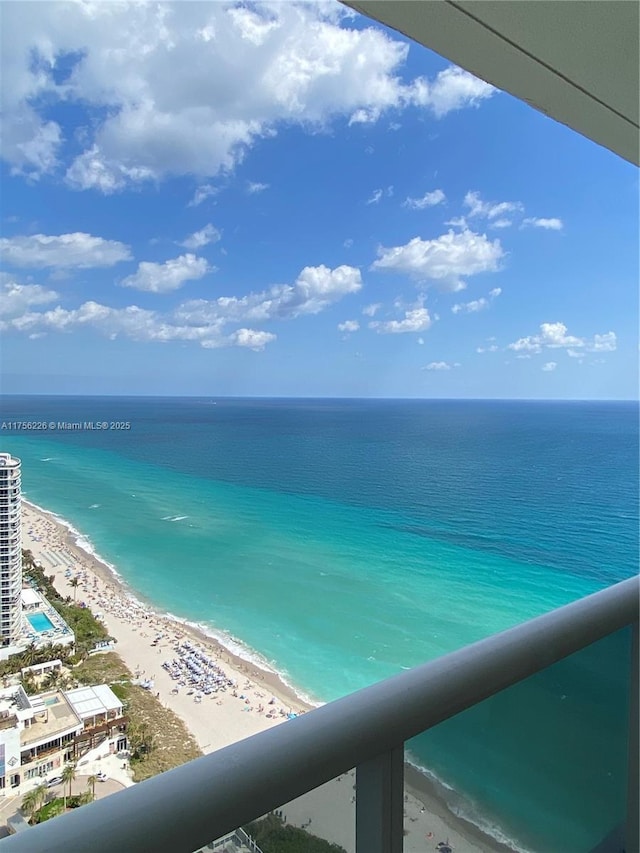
27 612 55 633
2 396 637 851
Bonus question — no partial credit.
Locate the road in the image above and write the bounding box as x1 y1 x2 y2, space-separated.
0 774 126 831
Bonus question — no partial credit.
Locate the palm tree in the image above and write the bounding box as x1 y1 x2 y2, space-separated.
23 782 49 824
129 721 155 759
70 577 80 602
21 671 37 696
21 642 38 668
61 763 76 809
21 788 40 823
43 670 60 690
86 775 97 801
34 782 48 810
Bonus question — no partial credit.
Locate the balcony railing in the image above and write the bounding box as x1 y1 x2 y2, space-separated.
1 575 637 853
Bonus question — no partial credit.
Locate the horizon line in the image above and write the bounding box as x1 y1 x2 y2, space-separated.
0 393 637 403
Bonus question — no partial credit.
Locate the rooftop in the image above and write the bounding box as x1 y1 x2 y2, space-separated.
21 692 83 747
21 588 41 607
0 685 31 716
0 453 20 469
64 685 124 720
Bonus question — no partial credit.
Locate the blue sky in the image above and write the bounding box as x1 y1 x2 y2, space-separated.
1 2 637 399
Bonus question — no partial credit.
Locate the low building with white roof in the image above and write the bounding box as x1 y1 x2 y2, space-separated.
63 685 128 757
20 588 40 612
0 681 128 792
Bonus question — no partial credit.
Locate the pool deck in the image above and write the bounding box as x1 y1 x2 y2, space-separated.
27 614 55 632
21 587 75 648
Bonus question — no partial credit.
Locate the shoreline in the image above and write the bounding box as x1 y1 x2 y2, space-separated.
29 497 315 704
21 497 519 853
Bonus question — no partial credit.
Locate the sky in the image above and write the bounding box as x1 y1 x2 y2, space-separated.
0 1 638 399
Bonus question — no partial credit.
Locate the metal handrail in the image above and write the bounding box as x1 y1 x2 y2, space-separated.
2 575 637 853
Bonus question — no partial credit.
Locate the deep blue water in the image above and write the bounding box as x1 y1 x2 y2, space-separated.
1 396 637 851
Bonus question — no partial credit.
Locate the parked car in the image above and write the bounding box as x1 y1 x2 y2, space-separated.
46 776 63 788
96 772 108 782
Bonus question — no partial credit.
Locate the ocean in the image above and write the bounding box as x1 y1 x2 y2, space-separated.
1 396 637 851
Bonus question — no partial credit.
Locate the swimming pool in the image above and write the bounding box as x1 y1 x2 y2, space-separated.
27 612 55 633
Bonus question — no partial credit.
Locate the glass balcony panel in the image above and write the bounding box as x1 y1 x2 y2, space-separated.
192 769 356 853
404 626 631 853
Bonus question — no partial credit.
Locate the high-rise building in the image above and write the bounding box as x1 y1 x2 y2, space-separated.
0 453 22 647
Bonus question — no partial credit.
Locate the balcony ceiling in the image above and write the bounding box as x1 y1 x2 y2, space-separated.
341 0 639 165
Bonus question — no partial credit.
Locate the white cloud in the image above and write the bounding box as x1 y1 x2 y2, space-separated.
590 332 617 352
349 109 376 126
0 276 59 318
452 287 501 314
522 217 563 230
410 66 494 118
508 338 542 354
224 328 276 350
343 238 354 249
445 216 468 229
0 4 494 188
422 361 459 371
453 298 487 314
2 262 360 349
366 187 392 205
174 264 362 326
476 343 499 353
120 254 211 293
0 232 131 269
362 303 381 317
370 306 433 334
403 189 445 210
508 322 617 356
247 181 269 194
542 362 557 371
189 185 218 207
371 229 503 292
180 224 221 250
338 319 359 333
464 191 523 227
540 322 583 347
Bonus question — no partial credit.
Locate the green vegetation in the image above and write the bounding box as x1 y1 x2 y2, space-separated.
87 774 98 800
32 798 65 824
74 652 202 781
120 683 202 780
61 763 77 810
27 792 93 826
74 651 130 685
0 642 74 680
19 552 202 787
244 815 348 853
22 549 112 658
67 792 93 809
21 784 48 822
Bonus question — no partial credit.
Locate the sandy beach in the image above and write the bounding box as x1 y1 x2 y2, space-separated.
21 499 516 853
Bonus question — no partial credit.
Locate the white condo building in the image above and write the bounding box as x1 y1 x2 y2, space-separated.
0 453 22 648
